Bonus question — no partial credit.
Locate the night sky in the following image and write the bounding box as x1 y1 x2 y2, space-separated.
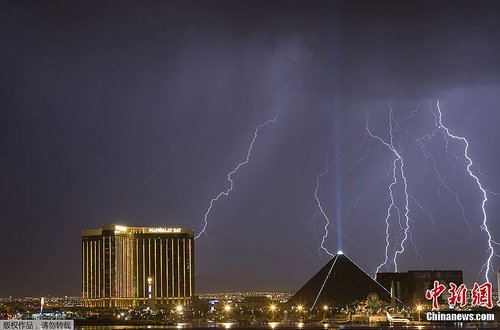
2 0 500 296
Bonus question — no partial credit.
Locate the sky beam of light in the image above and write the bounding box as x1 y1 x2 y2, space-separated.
313 155 359 257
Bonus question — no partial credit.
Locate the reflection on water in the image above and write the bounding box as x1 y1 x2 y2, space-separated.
75 324 500 330
268 322 279 329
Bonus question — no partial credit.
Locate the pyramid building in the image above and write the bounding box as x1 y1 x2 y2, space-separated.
288 252 398 310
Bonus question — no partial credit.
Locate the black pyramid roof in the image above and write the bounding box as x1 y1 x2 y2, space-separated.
287 252 398 310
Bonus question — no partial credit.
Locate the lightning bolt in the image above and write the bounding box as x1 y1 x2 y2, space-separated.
346 167 393 218
352 100 497 280
407 102 474 245
367 104 411 274
434 100 496 282
415 136 473 245
312 155 359 257
195 116 278 240
408 193 445 239
314 156 335 258
395 101 473 245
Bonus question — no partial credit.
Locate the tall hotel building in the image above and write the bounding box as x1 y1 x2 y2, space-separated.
82 224 194 308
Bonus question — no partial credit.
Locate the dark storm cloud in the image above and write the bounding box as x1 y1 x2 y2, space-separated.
1 0 500 295
340 1 500 102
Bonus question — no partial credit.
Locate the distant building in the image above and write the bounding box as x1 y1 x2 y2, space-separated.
288 252 398 310
82 224 194 308
377 270 463 306
497 270 500 304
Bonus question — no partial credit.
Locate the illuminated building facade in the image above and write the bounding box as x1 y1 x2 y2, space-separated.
497 270 500 304
82 224 194 308
377 270 463 306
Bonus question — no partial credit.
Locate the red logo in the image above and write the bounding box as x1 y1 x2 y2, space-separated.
471 282 493 309
425 280 446 310
448 282 467 308
425 280 493 310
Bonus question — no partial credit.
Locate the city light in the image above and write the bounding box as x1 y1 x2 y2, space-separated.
5 2 499 329
416 304 423 322
114 225 127 232
82 224 193 308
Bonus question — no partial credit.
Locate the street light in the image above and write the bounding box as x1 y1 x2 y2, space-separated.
269 304 277 321
322 305 329 320
224 305 231 321
297 305 304 321
416 305 422 322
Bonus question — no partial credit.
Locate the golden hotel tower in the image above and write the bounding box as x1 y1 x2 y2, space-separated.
82 224 194 308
